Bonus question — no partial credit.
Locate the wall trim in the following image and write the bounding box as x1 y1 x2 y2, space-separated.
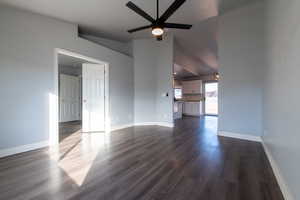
218 131 262 142
110 123 134 132
134 122 157 126
0 141 49 158
262 141 295 200
156 122 174 128
110 122 175 132
134 122 174 128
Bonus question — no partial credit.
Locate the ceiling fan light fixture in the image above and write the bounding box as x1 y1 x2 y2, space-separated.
126 0 192 41
215 73 220 80
152 27 164 36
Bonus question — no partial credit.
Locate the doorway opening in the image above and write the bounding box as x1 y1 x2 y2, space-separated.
204 82 218 116
52 49 109 146
59 71 81 142
172 64 204 121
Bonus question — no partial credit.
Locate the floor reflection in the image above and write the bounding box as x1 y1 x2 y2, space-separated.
0 116 283 200
54 116 219 191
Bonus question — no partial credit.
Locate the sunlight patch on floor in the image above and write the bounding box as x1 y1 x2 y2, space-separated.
49 132 111 186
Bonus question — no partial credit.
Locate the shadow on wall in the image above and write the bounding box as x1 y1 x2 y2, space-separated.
173 16 219 75
219 0 263 15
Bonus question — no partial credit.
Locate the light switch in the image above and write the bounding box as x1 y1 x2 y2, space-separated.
161 92 169 97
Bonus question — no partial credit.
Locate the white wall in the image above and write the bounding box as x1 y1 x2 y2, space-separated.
133 36 174 126
0 5 134 150
263 0 300 199
218 2 265 137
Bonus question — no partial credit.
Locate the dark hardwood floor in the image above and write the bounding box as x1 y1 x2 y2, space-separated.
0 116 284 200
59 120 82 142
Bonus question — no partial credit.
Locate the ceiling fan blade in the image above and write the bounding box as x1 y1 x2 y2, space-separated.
128 25 152 33
164 23 192 29
159 0 186 23
126 1 155 23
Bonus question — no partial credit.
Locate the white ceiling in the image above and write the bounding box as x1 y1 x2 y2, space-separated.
0 0 218 41
1 0 257 76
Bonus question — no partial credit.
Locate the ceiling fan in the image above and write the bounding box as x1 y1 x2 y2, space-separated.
126 0 192 41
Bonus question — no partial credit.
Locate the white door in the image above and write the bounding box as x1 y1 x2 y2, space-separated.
59 74 80 122
82 63 105 132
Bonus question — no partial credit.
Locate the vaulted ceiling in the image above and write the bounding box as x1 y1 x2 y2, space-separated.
0 0 258 76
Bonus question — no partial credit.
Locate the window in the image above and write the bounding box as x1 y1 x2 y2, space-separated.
204 82 218 115
174 88 182 99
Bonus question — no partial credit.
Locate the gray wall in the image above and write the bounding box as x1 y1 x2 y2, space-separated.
156 37 174 123
263 0 300 199
80 34 133 57
133 36 174 125
219 1 300 198
0 5 134 150
218 2 265 136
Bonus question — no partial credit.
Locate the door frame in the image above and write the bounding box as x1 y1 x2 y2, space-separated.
203 80 218 116
51 48 109 146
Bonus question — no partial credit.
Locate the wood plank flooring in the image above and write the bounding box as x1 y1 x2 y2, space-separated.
0 116 284 200
59 120 82 142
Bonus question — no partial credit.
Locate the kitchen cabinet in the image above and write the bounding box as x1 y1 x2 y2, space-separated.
182 80 202 94
183 102 202 116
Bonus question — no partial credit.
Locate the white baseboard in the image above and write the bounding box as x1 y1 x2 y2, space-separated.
0 141 49 158
110 123 134 132
134 122 174 128
156 122 174 128
218 131 262 142
110 121 174 132
262 141 295 200
134 122 157 126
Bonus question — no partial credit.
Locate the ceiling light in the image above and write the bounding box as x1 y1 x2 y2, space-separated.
152 27 164 36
